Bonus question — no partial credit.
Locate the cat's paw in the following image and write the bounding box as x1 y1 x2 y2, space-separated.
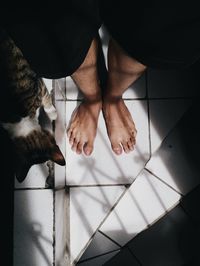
44 106 57 121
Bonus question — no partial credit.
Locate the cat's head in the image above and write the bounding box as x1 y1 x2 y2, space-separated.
13 129 65 182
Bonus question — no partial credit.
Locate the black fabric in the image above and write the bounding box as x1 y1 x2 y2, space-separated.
1 4 101 78
1 4 200 77
100 3 200 69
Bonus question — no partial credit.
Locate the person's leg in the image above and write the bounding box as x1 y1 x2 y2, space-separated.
67 38 102 156
103 38 147 155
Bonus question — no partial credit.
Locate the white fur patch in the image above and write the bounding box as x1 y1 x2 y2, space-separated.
44 105 57 121
2 116 41 139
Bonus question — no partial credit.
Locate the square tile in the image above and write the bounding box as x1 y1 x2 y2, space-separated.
14 190 53 266
147 63 199 98
100 169 180 246
80 231 120 261
77 251 119 266
149 99 192 153
127 205 200 266
104 247 140 266
70 186 125 264
65 100 150 185
146 103 200 195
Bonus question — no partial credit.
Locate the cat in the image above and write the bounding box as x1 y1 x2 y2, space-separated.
0 29 65 183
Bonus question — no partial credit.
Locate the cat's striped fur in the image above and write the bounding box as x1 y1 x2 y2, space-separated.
0 29 65 182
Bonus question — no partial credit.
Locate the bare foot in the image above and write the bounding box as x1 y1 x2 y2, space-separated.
67 100 102 156
103 97 137 155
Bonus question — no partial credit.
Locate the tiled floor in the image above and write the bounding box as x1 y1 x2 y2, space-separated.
13 27 200 266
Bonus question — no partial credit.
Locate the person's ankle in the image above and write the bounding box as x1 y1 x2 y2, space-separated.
83 94 102 107
103 93 122 103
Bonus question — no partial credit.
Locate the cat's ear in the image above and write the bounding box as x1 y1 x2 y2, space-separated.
15 161 31 183
50 145 66 166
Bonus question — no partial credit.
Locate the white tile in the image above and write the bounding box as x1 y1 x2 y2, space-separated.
147 66 199 98
146 111 200 195
42 78 53 94
14 190 53 266
55 189 70 266
70 186 125 264
149 99 192 153
54 78 66 100
54 100 66 188
15 163 49 189
80 231 119 261
100 170 180 246
78 251 119 266
66 100 150 185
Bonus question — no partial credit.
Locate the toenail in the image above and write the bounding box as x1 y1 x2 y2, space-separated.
114 149 121 155
85 149 92 156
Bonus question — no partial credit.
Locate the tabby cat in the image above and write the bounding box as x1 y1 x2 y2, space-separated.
0 29 65 182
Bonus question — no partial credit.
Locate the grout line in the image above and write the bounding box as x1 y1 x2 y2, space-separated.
146 70 152 158
56 98 148 102
144 168 183 196
64 88 67 188
53 187 56 266
98 230 122 248
65 186 71 265
52 79 56 266
67 183 131 188
14 187 52 191
127 247 143 266
56 96 193 102
56 99 81 102
77 249 120 264
179 204 200 228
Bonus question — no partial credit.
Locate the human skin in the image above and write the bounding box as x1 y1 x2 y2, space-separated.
67 37 146 155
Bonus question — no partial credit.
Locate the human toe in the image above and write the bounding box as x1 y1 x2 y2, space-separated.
111 141 123 155
83 140 94 156
76 142 83 154
121 140 131 153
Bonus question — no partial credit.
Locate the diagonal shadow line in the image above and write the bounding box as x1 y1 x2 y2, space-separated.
77 156 122 183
